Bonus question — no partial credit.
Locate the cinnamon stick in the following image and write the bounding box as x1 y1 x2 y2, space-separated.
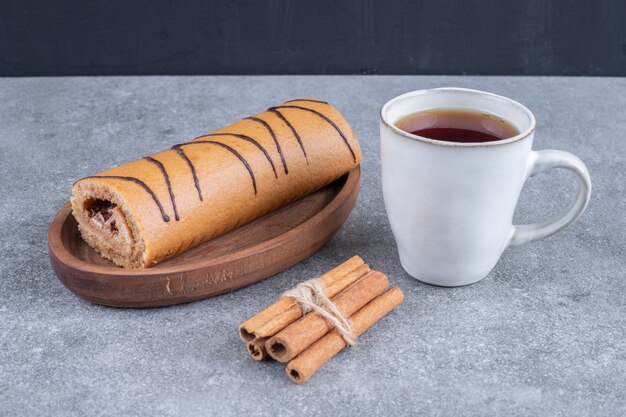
239 298 292 342
246 337 269 361
238 256 366 343
266 270 389 363
253 264 371 339
286 287 404 384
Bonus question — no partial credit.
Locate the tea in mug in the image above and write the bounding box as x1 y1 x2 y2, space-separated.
395 109 519 143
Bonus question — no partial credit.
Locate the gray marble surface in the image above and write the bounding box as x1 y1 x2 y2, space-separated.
0 76 624 417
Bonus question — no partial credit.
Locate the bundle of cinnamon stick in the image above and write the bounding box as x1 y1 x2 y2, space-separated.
239 256 404 384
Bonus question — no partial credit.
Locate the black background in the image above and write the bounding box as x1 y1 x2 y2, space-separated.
2 0 625 76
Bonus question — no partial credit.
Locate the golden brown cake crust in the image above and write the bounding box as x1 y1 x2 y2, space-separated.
70 99 361 268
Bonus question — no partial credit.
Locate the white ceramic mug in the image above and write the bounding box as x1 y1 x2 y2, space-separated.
380 88 591 286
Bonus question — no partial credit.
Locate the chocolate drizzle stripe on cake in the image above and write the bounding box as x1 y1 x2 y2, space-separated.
74 99 340 225
267 108 309 163
245 116 289 174
180 141 257 195
284 98 329 104
76 175 171 222
171 145 203 201
271 105 356 162
144 156 180 221
198 133 278 178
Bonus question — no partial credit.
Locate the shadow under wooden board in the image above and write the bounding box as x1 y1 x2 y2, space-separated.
48 167 361 308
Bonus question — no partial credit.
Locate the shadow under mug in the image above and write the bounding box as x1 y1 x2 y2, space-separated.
380 88 591 286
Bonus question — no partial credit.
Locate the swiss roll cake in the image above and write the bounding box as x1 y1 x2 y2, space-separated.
71 99 361 268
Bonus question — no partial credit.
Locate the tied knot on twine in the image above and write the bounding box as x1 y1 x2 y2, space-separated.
282 279 356 346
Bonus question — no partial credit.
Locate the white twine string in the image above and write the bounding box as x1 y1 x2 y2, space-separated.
282 279 356 346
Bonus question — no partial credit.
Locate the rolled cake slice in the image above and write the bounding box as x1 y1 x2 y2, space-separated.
71 99 361 268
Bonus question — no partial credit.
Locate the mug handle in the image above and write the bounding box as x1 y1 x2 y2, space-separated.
508 150 591 247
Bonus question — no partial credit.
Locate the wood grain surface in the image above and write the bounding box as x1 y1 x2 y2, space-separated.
48 167 360 308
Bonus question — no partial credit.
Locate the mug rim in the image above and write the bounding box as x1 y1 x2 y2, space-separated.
380 87 537 147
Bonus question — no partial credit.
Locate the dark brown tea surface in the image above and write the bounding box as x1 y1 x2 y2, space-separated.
395 109 519 143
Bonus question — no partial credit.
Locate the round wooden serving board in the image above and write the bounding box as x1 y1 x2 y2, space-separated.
48 167 360 308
